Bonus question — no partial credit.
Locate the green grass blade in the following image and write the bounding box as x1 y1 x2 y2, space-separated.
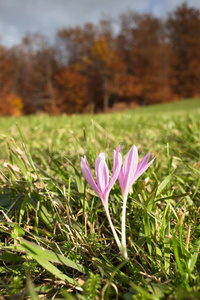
19 238 86 273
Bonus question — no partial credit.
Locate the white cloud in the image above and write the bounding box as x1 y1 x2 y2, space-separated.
0 23 21 47
0 0 200 47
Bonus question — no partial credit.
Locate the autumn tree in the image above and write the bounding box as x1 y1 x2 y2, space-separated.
57 23 97 66
0 45 23 115
10 33 58 114
86 18 139 110
167 3 200 98
57 19 134 111
55 65 89 113
90 34 116 109
56 23 98 109
118 12 172 104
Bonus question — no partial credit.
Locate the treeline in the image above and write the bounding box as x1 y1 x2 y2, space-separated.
1 3 200 115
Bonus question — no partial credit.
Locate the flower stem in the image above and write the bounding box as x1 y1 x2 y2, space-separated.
105 207 121 248
121 193 128 260
105 205 127 261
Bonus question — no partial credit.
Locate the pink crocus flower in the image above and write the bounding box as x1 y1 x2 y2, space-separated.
81 147 124 257
81 147 122 210
118 145 155 200
118 145 155 259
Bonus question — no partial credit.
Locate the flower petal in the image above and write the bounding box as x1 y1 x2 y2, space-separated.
123 145 138 191
96 154 109 194
106 149 122 195
95 152 105 175
118 166 124 193
135 156 156 181
81 156 101 196
137 153 150 173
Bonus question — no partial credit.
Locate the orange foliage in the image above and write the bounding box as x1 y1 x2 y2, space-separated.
114 73 142 99
55 66 89 114
7 94 23 115
0 91 23 116
91 36 118 73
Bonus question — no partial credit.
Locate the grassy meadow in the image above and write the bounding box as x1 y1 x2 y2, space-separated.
0 98 200 299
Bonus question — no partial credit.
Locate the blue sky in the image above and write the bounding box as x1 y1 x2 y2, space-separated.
0 0 200 47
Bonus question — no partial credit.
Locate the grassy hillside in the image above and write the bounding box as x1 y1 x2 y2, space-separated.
0 98 199 299
0 98 199 159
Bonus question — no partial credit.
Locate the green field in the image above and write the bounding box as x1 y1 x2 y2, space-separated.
0 98 200 299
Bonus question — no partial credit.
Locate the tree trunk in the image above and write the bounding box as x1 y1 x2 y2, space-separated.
103 77 109 111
